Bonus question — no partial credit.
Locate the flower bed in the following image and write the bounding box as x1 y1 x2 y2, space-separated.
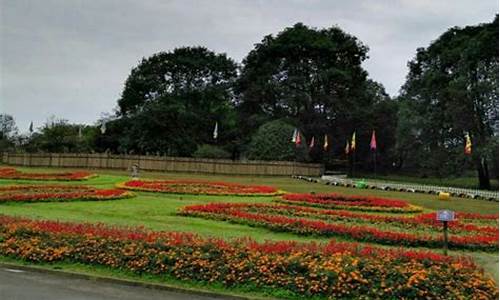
179 203 499 251
0 167 96 181
117 179 284 196
280 193 423 213
0 185 133 203
0 215 496 299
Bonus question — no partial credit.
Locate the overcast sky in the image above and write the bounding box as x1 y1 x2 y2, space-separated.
1 0 497 132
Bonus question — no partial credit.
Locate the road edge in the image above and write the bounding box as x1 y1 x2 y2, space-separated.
0 262 271 300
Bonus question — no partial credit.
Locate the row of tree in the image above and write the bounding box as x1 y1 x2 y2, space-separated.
1 17 497 188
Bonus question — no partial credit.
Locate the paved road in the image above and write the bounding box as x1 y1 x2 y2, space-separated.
0 267 221 300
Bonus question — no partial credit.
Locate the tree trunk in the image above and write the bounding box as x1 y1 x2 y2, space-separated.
476 157 491 190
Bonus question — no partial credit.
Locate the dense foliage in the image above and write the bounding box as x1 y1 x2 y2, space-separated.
397 16 498 188
115 47 238 156
192 144 231 159
236 24 396 165
246 120 308 161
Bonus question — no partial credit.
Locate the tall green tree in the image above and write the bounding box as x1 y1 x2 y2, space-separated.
398 16 498 189
116 47 238 156
236 23 395 166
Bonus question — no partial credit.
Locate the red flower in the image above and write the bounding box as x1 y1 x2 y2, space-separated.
117 179 282 196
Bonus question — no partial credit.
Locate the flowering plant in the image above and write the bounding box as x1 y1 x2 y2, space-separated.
0 215 496 299
281 193 423 213
117 179 284 196
0 167 96 181
180 202 498 251
0 184 133 203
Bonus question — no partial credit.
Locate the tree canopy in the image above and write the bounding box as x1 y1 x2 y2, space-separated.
115 47 238 156
398 15 498 188
236 23 395 164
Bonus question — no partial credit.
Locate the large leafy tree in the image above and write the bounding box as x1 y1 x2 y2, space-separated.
236 23 394 165
116 47 238 156
398 16 498 189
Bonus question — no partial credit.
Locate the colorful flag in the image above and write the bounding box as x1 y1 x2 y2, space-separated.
295 131 302 146
350 131 356 151
323 134 328 151
345 140 350 154
29 121 33 133
100 121 106 134
464 133 472 155
213 122 218 139
309 136 315 149
291 128 298 143
370 130 377 151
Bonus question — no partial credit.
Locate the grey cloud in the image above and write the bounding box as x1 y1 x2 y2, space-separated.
1 0 497 132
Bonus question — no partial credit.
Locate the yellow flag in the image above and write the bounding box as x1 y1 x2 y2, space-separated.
464 133 472 155
351 131 356 151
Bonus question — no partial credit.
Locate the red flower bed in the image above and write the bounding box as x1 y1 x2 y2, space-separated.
117 179 283 196
0 167 96 181
0 184 133 203
0 215 497 299
280 193 423 213
180 203 498 251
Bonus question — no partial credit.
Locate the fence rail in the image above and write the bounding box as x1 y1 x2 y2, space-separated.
1 153 323 176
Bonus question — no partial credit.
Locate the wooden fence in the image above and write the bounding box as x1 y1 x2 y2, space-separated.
1 153 323 176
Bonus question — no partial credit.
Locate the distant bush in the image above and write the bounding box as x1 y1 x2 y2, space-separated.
247 120 308 162
193 144 231 159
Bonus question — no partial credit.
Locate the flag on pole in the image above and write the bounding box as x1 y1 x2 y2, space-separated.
370 130 377 151
345 140 350 154
100 121 106 134
213 122 218 140
295 131 302 146
291 128 298 143
464 133 472 155
350 131 356 151
309 136 315 149
323 134 328 151
29 121 33 133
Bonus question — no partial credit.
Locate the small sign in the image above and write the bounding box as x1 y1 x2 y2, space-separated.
436 210 455 222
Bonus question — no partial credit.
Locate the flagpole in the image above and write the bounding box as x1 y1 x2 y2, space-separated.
373 150 376 177
353 149 356 178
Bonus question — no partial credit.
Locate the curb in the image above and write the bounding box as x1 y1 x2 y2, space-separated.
0 262 270 300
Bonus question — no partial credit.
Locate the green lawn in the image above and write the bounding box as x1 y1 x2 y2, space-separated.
0 166 498 288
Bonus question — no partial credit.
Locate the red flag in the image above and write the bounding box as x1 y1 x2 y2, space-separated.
295 131 302 146
464 133 472 155
370 130 377 151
